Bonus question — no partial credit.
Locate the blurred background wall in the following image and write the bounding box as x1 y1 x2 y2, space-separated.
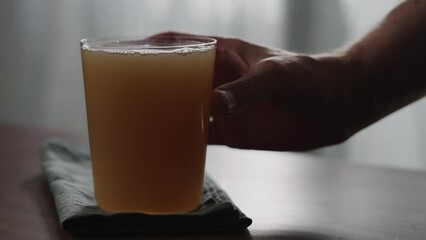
1 0 425 170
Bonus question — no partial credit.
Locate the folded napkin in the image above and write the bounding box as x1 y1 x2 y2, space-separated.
41 139 252 237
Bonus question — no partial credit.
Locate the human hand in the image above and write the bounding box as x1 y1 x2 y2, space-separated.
154 32 355 151
211 40 355 151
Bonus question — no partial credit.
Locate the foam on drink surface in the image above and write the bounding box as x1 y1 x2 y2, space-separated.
81 38 215 56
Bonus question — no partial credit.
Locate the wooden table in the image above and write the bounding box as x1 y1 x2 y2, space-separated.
1 124 426 240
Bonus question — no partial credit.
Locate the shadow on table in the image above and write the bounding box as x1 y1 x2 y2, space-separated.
251 231 345 240
72 230 341 240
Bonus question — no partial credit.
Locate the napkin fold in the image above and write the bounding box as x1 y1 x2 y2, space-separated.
40 139 252 237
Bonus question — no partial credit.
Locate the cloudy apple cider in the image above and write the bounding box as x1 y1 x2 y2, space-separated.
80 37 216 213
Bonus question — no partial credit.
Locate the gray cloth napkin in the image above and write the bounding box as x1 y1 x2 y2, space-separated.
40 139 252 237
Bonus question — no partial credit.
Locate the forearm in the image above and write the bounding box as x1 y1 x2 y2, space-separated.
342 0 426 132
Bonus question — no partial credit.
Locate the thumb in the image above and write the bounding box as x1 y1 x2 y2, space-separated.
211 64 282 115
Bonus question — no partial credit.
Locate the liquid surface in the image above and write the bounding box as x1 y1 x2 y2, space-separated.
81 47 215 213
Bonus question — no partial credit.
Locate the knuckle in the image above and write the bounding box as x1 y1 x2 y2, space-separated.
257 57 284 73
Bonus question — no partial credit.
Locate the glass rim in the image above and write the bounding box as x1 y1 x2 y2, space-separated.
81 36 217 53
